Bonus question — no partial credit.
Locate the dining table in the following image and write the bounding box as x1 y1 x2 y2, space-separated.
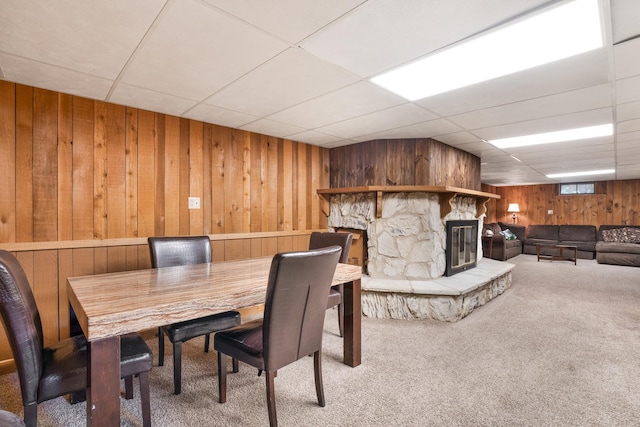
67 256 362 426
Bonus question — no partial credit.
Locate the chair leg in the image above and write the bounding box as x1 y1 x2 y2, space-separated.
314 350 325 407
138 371 151 427
232 358 239 373
337 302 344 338
204 333 210 353
217 352 227 403
124 376 134 399
23 402 37 427
265 371 278 427
173 341 182 395
158 327 165 366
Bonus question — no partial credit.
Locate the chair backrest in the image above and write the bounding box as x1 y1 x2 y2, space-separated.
262 246 341 372
148 236 212 268
0 250 44 406
308 232 353 264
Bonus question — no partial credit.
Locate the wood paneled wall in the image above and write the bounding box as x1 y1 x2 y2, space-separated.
0 80 330 367
0 81 328 244
329 138 481 190
482 180 640 227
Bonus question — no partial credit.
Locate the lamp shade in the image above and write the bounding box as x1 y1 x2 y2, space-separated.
507 203 520 213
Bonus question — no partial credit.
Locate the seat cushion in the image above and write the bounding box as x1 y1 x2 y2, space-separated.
120 334 153 379
163 310 241 343
214 319 264 369
38 333 153 402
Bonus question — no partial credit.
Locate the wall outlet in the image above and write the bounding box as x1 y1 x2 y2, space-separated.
547 210 553 215
188 197 200 209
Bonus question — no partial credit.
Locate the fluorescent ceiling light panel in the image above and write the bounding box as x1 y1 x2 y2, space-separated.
546 169 615 178
488 124 613 149
370 0 603 101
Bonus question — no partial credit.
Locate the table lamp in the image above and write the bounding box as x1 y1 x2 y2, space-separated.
507 203 520 223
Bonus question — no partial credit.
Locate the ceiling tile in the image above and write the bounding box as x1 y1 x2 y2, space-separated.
610 0 640 43
614 38 640 80
241 118 307 138
183 103 259 129
354 118 463 142
205 47 359 117
301 0 550 77
120 0 289 101
201 0 366 44
416 49 609 117
109 83 197 117
448 84 612 130
315 104 438 139
0 52 113 99
0 0 166 79
267 81 406 129
286 130 346 146
617 100 640 121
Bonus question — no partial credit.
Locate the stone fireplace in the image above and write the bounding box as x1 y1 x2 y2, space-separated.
323 187 513 322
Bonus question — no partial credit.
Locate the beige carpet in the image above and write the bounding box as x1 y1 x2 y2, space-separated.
1 255 640 426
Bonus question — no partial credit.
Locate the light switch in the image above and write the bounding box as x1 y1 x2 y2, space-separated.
188 197 200 209
547 210 553 215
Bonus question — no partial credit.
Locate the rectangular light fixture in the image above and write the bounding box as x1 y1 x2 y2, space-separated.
370 0 603 101
488 124 613 149
546 169 615 178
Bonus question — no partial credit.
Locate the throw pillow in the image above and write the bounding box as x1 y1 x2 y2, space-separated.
500 229 517 240
602 227 640 243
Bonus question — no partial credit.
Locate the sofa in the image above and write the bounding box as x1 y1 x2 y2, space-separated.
595 225 640 267
482 222 525 261
522 224 597 259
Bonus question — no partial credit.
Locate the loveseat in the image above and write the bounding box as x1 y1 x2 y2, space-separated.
482 222 525 261
595 225 640 267
522 224 597 259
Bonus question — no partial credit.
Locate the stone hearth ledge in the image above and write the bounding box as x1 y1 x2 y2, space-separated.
361 258 514 322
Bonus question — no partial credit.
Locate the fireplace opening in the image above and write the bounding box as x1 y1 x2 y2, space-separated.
445 220 478 277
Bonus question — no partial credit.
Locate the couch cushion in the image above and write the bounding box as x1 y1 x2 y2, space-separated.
559 225 596 242
559 240 596 252
526 225 559 240
483 223 502 236
596 241 640 254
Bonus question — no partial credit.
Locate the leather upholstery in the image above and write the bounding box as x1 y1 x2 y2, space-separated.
214 246 342 427
0 250 152 427
148 236 241 395
308 232 353 337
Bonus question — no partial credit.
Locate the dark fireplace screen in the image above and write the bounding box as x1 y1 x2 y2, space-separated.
445 220 478 277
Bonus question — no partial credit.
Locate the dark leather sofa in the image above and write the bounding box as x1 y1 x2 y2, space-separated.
482 222 525 261
522 224 597 259
595 225 640 266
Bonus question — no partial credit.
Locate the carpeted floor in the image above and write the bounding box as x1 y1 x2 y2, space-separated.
1 254 639 426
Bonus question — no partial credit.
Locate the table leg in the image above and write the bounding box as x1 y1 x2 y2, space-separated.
87 336 121 426
343 279 361 367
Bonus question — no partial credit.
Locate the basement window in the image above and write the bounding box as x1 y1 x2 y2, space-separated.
559 182 595 195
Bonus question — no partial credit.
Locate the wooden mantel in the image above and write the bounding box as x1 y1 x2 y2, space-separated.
317 185 500 218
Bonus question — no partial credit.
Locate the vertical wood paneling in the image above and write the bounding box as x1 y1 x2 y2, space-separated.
0 81 16 243
72 97 95 240
33 250 58 345
154 114 166 235
211 125 226 234
125 108 139 238
179 118 190 235
225 129 244 233
164 116 181 236
58 249 73 339
281 139 293 231
264 136 278 231
106 104 126 239
33 89 58 241
242 131 251 233
296 141 307 230
94 101 108 240
189 120 204 235
486 181 640 226
137 110 156 238
58 94 73 241
202 124 213 235
15 85 33 242
250 133 263 232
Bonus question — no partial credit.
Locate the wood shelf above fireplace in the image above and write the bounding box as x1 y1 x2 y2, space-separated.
317 185 500 218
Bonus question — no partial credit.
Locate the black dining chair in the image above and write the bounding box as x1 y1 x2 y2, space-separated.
0 250 152 427
214 246 342 427
308 231 353 337
148 236 241 395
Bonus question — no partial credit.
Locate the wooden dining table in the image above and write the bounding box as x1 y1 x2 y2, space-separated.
67 256 362 426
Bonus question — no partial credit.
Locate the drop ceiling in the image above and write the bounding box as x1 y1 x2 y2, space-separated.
1 0 638 186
